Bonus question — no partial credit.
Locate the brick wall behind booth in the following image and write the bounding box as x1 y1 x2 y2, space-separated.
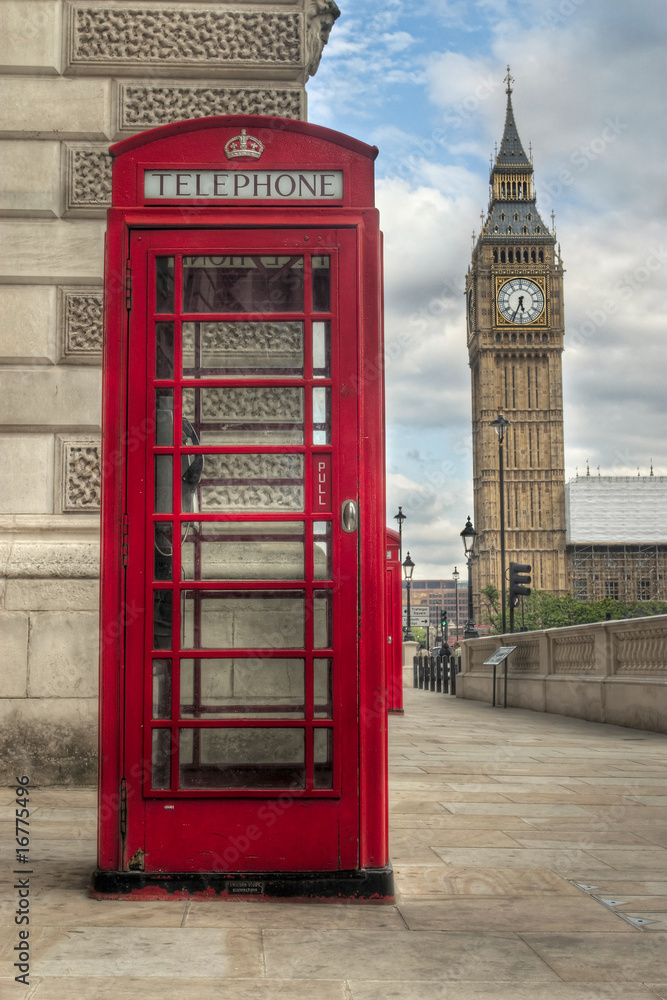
0 0 338 784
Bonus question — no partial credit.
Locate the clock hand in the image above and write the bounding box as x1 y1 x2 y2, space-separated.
512 305 519 321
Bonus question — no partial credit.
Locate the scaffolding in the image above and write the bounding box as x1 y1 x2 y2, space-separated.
568 543 666 603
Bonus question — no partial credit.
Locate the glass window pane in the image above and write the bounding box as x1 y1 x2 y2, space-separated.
187 453 304 513
151 728 171 789
312 387 331 445
154 523 173 580
155 389 173 446
313 521 332 580
183 387 304 446
313 590 332 649
180 658 305 719
313 728 333 789
312 256 331 312
182 256 304 313
154 455 173 513
156 257 175 313
182 321 303 378
312 321 331 378
156 322 174 379
181 590 305 649
152 659 172 719
179 727 305 789
182 522 304 581
313 658 332 718
153 589 172 649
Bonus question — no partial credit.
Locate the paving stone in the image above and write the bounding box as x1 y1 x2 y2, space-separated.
185 901 405 929
512 831 658 848
347 982 662 999
520 932 667 981
586 849 667 874
262 929 560 981
393 865 579 898
399 896 634 933
34 927 263 978
28 977 348 999
441 802 595 817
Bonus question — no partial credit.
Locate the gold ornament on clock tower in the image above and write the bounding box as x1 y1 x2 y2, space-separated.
466 68 568 623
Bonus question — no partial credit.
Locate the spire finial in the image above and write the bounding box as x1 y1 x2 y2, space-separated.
650 459 654 476
586 459 590 476
505 65 514 96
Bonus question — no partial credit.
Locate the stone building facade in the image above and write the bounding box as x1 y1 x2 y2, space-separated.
466 70 568 622
567 475 667 603
0 0 339 783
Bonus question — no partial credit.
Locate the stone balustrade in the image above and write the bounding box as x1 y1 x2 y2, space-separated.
458 615 667 734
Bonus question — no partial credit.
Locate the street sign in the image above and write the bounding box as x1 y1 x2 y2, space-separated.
402 607 430 626
483 646 517 665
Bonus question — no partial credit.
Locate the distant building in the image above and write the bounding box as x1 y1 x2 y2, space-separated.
403 579 468 634
566 475 667 602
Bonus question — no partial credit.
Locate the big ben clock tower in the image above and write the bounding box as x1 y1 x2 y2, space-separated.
466 68 568 617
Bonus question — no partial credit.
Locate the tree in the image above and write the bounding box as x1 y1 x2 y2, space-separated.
489 591 667 634
480 584 501 631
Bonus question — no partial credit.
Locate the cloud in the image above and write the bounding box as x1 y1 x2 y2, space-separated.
308 0 667 576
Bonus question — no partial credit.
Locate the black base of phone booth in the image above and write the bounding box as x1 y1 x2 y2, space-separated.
90 866 395 902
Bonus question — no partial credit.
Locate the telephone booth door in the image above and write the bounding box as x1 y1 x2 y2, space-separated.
93 115 391 901
125 228 361 877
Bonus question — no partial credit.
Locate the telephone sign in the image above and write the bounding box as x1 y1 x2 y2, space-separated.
92 117 392 902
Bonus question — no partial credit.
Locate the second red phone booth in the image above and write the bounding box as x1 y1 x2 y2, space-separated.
92 116 393 901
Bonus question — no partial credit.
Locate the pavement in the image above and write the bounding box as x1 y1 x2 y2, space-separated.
1 687 667 999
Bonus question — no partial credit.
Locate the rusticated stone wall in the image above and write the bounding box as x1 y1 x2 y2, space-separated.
458 615 667 734
0 0 340 784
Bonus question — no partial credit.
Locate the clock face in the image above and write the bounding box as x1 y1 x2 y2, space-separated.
497 278 545 325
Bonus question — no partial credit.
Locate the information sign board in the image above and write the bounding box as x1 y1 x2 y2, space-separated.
483 646 517 666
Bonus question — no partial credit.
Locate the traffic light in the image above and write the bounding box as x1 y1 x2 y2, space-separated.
509 563 531 604
440 609 448 630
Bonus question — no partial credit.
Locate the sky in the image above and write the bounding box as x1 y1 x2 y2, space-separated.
306 0 667 580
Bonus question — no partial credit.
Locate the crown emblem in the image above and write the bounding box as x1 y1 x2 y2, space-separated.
224 128 264 161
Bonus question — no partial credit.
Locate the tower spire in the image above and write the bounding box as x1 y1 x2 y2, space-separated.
495 73 531 167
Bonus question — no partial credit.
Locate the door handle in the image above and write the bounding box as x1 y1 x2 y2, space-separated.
341 499 358 533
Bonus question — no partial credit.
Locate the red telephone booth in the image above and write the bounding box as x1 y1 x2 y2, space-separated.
385 529 403 714
92 116 392 901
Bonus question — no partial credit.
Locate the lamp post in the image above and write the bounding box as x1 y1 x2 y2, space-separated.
453 565 460 646
460 516 479 639
491 414 510 634
393 506 406 564
402 551 415 641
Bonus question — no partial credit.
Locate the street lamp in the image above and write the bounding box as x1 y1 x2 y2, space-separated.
491 413 510 634
402 551 415 641
460 516 479 639
393 506 406 564
452 565 460 645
